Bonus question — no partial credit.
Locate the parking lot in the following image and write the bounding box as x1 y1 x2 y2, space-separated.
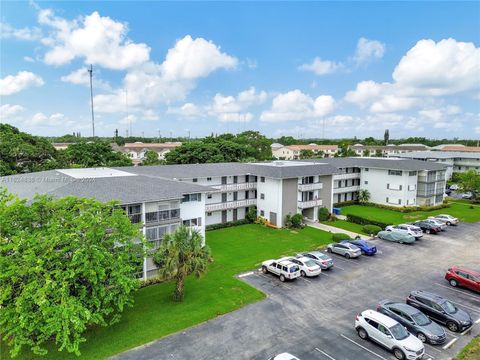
116 222 480 360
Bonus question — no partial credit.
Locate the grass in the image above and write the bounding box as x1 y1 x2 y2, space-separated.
455 337 480 360
4 224 331 360
339 202 480 225
320 219 367 235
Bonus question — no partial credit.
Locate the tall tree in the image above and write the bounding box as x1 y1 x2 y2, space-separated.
153 226 211 302
457 169 480 200
384 129 390 145
64 140 133 167
0 124 58 176
141 150 164 166
0 191 145 357
235 130 272 160
358 189 371 203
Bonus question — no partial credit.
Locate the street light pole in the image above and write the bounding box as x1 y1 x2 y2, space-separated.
88 64 95 137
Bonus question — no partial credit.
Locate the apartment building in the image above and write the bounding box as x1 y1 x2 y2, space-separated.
113 142 182 165
271 144 339 160
394 151 480 179
349 144 430 157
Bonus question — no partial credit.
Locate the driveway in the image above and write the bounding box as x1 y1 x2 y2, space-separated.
114 223 480 360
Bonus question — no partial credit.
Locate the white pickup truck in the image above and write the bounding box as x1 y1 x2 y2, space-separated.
261 258 301 282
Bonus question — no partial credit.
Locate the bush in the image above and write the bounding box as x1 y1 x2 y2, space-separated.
332 233 351 242
362 224 382 235
245 206 257 222
205 219 250 231
333 200 358 208
318 207 330 221
346 214 389 229
284 213 304 229
359 202 449 213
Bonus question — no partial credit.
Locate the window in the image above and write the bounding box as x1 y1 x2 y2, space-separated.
386 197 389 203
207 194 212 199
233 192 238 201
364 181 368 185
388 170 402 176
398 199 402 205
207 177 212 181
260 193 265 200
260 176 265 183
192 178 198 183
409 171 416 176
365 168 369 171
233 176 238 184
182 193 201 202
207 212 212 216
260 210 265 216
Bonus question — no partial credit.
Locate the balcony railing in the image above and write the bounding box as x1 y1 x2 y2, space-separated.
333 185 360 193
298 182 323 191
145 209 180 224
333 172 361 180
298 199 323 209
129 213 142 224
205 199 257 212
211 182 257 192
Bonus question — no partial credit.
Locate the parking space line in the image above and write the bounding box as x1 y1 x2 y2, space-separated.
476 317 480 324
339 334 388 360
442 338 458 350
321 272 330 277
448 299 480 313
424 344 443 354
314 347 337 360
433 283 480 301
424 352 435 359
238 271 254 278
460 325 474 336
332 264 345 270
299 277 312 283
330 256 361 266
445 329 459 337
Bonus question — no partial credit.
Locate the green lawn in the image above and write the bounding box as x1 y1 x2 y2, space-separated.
4 224 331 360
340 202 480 225
321 219 367 234
455 337 480 360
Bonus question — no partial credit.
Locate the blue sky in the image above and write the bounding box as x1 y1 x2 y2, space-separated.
1 1 479 139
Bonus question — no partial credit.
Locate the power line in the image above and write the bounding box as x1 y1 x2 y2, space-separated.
88 64 95 137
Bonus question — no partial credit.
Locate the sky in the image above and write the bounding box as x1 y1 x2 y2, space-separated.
1 1 479 139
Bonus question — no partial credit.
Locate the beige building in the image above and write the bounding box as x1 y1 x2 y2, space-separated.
116 142 182 164
272 144 338 160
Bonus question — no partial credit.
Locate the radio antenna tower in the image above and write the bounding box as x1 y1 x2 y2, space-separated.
88 64 95 137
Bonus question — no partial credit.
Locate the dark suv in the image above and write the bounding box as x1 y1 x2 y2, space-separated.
406 290 473 332
413 221 441 234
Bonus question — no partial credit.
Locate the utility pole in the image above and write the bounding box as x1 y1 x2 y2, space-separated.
88 64 95 137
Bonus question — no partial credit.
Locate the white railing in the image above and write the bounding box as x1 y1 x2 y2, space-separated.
333 185 360 193
298 199 323 209
205 199 257 212
211 182 257 192
333 173 361 180
298 182 323 191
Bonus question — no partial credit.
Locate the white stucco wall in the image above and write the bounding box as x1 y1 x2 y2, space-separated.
257 177 284 226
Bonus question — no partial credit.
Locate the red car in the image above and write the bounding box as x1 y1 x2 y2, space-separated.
445 266 480 293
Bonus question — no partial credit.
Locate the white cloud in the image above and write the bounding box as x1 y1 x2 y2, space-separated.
29 112 70 127
161 35 238 81
168 103 204 117
142 109 159 121
298 57 342 75
345 38 480 113
39 10 150 70
0 71 44 96
260 90 335 122
0 22 42 41
61 68 111 90
119 114 137 125
0 104 26 118
354 37 385 64
24 56 35 62
217 112 254 123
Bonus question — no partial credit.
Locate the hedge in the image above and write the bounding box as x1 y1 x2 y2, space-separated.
206 219 251 231
346 214 389 229
318 207 330 221
333 200 358 208
332 233 351 242
362 224 382 235
359 202 449 213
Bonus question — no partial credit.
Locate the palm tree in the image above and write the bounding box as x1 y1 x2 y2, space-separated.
153 226 212 302
358 189 371 203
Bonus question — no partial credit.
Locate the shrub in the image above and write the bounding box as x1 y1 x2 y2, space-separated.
318 207 330 221
245 206 257 223
333 200 358 208
346 214 389 229
284 213 304 229
332 233 351 242
358 202 449 213
362 224 382 235
205 219 250 231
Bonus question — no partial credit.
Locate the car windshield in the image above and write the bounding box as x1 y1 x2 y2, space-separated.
304 260 317 267
412 312 431 326
316 253 329 260
389 323 409 340
441 301 457 314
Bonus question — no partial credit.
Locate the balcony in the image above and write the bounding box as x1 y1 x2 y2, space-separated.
145 209 180 224
333 172 361 180
211 182 257 192
129 213 142 224
205 198 257 212
333 185 360 193
298 199 323 209
298 182 323 191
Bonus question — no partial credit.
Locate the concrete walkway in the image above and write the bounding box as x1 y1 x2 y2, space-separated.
305 220 371 240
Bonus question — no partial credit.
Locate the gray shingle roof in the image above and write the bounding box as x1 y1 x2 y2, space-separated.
394 151 480 160
306 157 448 171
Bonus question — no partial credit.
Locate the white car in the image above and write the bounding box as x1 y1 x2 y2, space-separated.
355 309 425 360
429 214 459 226
285 256 321 277
449 184 459 190
261 259 301 282
268 353 300 360
462 192 473 199
386 224 423 239
423 218 447 231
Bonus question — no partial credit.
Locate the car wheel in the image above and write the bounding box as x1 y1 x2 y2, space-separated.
446 221 451 226
417 332 427 343
327 248 332 253
447 321 459 332
345 253 351 259
261 266 267 274
399 241 404 244
393 348 405 360
301 270 306 277
426 229 431 234
357 327 368 340
279 274 286 282
449 279 458 287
